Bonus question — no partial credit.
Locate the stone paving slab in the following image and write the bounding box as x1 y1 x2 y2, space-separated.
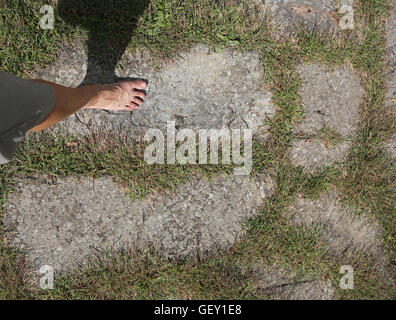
251 265 334 299
296 63 361 136
254 0 356 38
385 134 396 164
289 139 352 171
3 173 274 272
288 63 362 172
284 190 388 272
34 44 276 140
2 1 391 297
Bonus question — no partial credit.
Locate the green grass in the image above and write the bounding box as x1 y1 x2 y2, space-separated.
12 131 233 201
0 0 395 299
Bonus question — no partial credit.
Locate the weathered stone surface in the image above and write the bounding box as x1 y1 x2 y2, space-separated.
288 63 362 171
289 139 352 171
251 265 334 300
385 2 396 110
284 191 388 271
387 2 396 68
296 63 361 136
34 44 275 140
254 0 355 38
3 173 274 272
385 134 396 164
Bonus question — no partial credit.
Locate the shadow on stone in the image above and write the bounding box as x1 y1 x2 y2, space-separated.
58 0 150 85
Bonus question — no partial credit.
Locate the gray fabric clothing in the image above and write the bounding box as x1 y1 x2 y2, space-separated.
0 72 55 164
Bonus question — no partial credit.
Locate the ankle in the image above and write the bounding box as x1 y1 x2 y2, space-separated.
79 84 102 108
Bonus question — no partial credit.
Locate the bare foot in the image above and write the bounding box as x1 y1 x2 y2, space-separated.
84 80 147 111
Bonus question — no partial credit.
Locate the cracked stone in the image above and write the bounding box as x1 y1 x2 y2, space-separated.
385 134 396 164
288 63 362 171
296 63 361 136
284 190 389 272
253 0 355 38
289 139 352 171
34 44 276 140
250 265 334 300
3 173 274 272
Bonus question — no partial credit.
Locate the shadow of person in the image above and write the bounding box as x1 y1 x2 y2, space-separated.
58 0 150 86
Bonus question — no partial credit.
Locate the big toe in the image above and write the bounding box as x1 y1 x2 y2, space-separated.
130 80 147 90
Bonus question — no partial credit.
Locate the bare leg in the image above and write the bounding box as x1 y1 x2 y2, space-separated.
30 80 147 131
